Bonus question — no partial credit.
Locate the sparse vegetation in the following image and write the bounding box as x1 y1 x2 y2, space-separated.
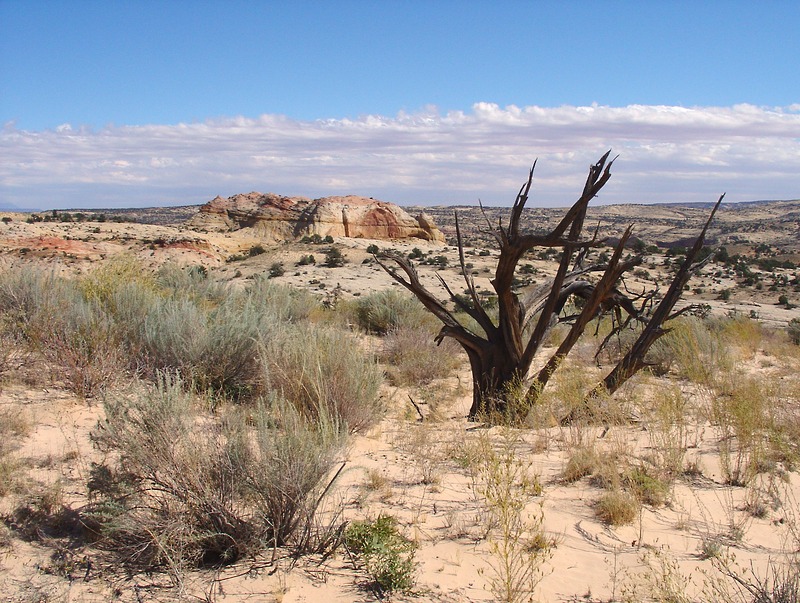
0 191 799 602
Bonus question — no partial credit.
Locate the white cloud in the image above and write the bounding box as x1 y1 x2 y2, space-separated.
1 104 799 209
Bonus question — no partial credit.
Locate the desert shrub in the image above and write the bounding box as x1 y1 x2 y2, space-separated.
243 275 318 323
104 280 161 362
43 297 122 398
536 362 614 425
155 263 227 306
268 262 285 278
621 548 692 603
380 325 462 385
89 376 346 573
345 515 417 593
245 396 346 549
0 267 66 338
136 294 268 401
354 289 435 335
78 255 154 310
0 316 25 387
650 316 731 386
137 296 208 376
595 489 639 526
646 385 690 481
789 318 800 345
720 315 763 358
196 300 267 399
705 555 800 603
248 244 266 257
19 280 123 398
261 323 383 432
0 268 124 396
710 375 770 486
476 430 551 602
323 246 346 267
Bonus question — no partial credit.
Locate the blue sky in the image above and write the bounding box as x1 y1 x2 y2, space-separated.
1 1 799 209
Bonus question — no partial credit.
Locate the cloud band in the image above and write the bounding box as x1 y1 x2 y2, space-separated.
2 103 798 209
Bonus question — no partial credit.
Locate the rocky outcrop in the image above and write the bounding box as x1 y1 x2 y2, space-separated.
187 192 445 243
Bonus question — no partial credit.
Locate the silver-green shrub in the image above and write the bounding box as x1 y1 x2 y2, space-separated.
262 322 383 433
90 375 346 572
354 289 435 335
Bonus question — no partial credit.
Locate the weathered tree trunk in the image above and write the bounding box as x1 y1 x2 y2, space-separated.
375 153 723 424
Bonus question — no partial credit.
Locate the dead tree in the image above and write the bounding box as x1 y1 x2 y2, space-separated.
375 152 723 423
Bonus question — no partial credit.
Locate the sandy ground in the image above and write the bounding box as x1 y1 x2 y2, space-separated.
2 360 799 602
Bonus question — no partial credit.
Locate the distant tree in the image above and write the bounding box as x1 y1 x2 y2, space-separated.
324 247 346 268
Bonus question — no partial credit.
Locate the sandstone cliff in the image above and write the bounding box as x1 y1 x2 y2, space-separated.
186 192 445 243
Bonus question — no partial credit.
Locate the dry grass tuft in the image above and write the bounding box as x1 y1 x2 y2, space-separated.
595 489 639 526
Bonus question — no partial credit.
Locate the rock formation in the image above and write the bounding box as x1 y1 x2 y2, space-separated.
186 192 445 243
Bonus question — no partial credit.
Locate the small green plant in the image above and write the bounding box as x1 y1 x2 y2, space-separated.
699 537 724 560
625 466 670 507
345 515 417 593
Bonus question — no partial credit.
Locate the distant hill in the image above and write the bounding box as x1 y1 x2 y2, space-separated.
0 202 33 212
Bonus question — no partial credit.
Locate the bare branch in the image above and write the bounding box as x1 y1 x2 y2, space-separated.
596 193 725 399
